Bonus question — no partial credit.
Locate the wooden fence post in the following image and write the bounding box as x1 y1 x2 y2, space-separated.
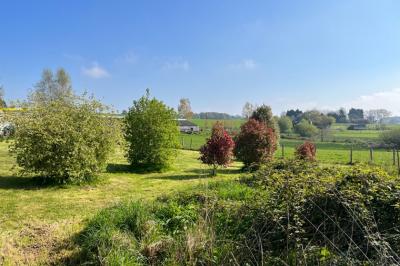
350 146 353 165
393 148 396 166
369 147 373 163
190 138 193 150
397 149 400 176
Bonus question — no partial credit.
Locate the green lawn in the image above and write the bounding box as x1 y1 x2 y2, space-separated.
0 142 242 265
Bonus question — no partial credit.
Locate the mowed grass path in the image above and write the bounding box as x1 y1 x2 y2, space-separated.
0 142 242 265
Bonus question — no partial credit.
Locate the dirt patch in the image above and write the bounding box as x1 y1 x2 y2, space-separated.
0 219 81 265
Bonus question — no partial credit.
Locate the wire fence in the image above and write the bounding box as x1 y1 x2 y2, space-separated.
180 135 400 174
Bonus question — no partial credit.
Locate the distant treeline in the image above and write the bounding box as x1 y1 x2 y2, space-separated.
192 112 242 120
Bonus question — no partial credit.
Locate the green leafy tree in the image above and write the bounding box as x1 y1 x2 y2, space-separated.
278 116 293 133
286 109 303 123
0 86 6 108
303 110 334 141
294 119 318 138
250 104 280 142
348 108 364 123
328 108 348 123
124 90 179 170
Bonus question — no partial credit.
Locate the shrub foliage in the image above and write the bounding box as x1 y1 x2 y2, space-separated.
199 121 235 175
124 90 179 170
10 97 118 183
380 128 400 148
295 141 316 161
234 118 277 168
294 118 318 137
77 162 400 265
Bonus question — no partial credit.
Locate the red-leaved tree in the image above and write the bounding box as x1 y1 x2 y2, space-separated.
234 119 277 169
295 141 316 161
199 122 235 176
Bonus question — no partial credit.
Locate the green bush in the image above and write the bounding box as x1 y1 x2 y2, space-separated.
380 128 400 148
10 97 118 183
294 119 318 137
124 90 179 170
278 115 293 133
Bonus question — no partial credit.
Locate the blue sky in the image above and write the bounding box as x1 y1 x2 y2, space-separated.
1 0 400 115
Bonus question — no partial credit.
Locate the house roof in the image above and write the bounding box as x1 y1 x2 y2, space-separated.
175 119 198 127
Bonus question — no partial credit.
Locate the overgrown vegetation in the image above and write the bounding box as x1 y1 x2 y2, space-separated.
76 161 400 265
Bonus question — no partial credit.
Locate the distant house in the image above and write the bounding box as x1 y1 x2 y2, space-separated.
347 124 367 130
176 119 200 133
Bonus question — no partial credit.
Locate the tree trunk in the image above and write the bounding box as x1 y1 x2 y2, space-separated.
212 164 217 176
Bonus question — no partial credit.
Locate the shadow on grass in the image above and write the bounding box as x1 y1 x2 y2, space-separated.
106 163 170 174
147 173 209 181
0 175 62 190
184 167 242 175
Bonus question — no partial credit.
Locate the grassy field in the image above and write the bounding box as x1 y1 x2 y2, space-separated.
190 118 244 131
0 142 242 265
189 119 400 143
180 132 399 173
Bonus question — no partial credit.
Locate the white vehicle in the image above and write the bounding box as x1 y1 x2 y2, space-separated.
0 122 14 137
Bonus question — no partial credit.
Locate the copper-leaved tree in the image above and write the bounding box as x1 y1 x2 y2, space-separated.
234 118 277 169
199 122 235 176
295 141 316 161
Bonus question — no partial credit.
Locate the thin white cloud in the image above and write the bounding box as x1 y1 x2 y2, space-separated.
162 60 190 71
229 59 257 70
345 88 400 115
82 62 110 79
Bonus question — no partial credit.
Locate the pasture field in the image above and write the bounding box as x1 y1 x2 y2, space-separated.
189 119 400 142
0 142 242 265
189 118 244 131
180 132 399 173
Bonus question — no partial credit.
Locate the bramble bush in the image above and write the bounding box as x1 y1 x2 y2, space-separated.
199 121 235 176
76 162 400 265
295 141 316 161
10 96 119 183
124 90 179 170
234 118 277 169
